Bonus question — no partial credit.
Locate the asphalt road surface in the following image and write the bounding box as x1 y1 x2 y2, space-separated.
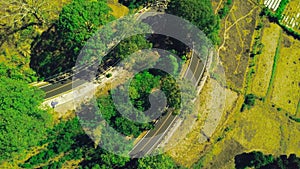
129 109 177 158
40 78 86 99
184 52 205 87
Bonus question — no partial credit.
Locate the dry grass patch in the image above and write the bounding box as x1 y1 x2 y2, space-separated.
108 0 129 18
218 0 259 91
164 77 238 168
230 102 282 153
200 100 300 169
270 33 300 115
251 22 281 97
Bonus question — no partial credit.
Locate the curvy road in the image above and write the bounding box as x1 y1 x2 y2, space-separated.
39 46 207 158
129 50 206 158
129 109 177 158
38 5 207 158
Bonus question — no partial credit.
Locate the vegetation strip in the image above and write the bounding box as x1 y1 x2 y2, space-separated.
265 29 282 99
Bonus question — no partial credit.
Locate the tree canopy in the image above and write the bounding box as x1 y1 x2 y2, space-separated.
30 0 114 78
235 151 300 169
57 0 113 51
0 77 52 161
136 154 180 169
166 0 220 44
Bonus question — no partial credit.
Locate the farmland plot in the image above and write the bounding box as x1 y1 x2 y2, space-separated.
271 33 300 115
264 0 282 11
251 22 281 98
281 0 300 33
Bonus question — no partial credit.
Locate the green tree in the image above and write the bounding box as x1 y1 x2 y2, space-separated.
155 54 180 76
57 0 113 52
218 6 229 19
137 154 179 169
244 94 256 107
30 0 114 78
113 35 152 60
161 75 181 113
0 61 37 82
241 94 256 112
166 0 220 44
119 0 154 9
129 71 160 101
0 77 52 161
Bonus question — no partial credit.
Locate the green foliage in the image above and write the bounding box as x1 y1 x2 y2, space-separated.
244 94 256 106
161 75 181 113
192 156 205 169
289 116 300 123
57 0 113 50
97 94 152 137
155 54 180 76
30 0 114 78
226 0 232 5
136 154 179 169
218 6 229 19
129 71 160 101
240 94 256 112
266 31 282 99
0 77 52 161
20 118 83 168
235 151 300 169
106 73 112 78
19 118 131 169
166 0 220 44
275 0 290 19
262 1 295 44
218 0 232 19
113 35 152 60
279 23 300 40
0 62 37 82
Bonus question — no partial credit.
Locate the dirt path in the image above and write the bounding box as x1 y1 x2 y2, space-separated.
217 4 259 57
214 0 224 14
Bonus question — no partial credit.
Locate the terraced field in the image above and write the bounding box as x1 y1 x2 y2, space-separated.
281 0 300 33
251 22 281 98
264 0 282 11
270 33 300 115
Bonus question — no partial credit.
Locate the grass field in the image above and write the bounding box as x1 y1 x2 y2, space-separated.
270 33 300 115
251 22 281 98
199 100 300 169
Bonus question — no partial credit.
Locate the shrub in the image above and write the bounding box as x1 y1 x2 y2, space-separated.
106 73 112 78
